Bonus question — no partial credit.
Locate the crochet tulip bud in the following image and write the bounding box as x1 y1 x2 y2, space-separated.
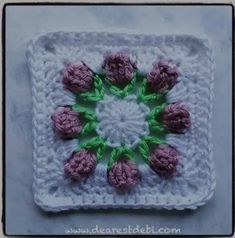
147 60 179 93
103 52 137 87
108 159 140 191
51 106 82 138
63 64 94 93
149 144 179 177
162 103 190 133
64 149 97 181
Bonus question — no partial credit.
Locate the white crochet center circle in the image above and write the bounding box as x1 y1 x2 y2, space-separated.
96 94 150 148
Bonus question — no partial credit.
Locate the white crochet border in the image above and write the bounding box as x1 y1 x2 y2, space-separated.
26 32 215 212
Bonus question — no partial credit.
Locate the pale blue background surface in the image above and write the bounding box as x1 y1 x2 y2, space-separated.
5 5 233 235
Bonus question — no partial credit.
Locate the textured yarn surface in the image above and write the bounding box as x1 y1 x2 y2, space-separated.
26 32 215 211
96 94 150 148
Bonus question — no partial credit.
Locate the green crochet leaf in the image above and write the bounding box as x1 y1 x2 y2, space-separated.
108 72 137 97
80 121 97 136
78 74 104 102
138 136 166 164
147 103 167 133
72 104 97 121
75 136 106 162
138 78 164 102
108 146 135 170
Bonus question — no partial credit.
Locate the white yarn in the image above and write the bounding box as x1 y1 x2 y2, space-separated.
27 32 215 212
96 94 150 148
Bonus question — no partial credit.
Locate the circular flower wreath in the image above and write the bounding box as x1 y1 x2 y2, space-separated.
51 52 191 193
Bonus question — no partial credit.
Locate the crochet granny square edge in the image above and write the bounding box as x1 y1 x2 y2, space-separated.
26 32 216 212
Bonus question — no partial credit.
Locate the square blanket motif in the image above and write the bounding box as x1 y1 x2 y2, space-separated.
27 32 215 211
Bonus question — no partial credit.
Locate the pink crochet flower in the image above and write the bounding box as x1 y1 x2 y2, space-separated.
103 52 137 87
64 149 97 181
162 103 190 133
108 159 140 191
149 144 179 177
147 60 179 93
51 106 82 138
63 64 94 93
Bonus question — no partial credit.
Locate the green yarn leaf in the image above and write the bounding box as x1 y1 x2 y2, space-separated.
137 139 149 164
148 120 166 132
108 72 136 97
138 78 163 103
75 136 106 162
142 135 166 145
72 104 97 121
80 121 97 136
147 103 167 132
96 144 106 162
108 146 135 170
78 74 104 102
79 136 105 150
138 136 166 164
148 103 167 119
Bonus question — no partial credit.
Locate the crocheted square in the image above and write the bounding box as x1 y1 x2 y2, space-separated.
27 32 215 211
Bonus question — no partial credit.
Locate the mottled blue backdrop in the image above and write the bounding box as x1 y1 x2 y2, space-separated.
5 5 233 235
